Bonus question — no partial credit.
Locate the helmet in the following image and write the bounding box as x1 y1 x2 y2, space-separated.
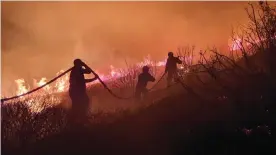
73 59 82 66
142 66 150 73
168 52 174 57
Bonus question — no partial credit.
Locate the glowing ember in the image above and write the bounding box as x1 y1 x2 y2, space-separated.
24 95 62 113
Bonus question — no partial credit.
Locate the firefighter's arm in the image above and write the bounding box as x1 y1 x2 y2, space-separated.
176 57 182 64
85 77 98 83
81 61 93 74
85 71 99 83
149 75 156 82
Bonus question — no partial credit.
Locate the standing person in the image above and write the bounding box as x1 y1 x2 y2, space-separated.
165 52 182 87
135 66 155 102
69 59 98 122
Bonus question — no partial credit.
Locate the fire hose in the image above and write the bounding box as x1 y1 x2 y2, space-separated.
90 69 134 100
148 72 166 91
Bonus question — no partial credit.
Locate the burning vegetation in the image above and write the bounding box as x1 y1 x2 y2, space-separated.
1 2 276 155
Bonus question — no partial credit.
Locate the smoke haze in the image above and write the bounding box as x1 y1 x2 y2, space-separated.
2 1 251 93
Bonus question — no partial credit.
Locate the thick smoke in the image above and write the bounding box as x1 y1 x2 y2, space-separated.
2 1 251 93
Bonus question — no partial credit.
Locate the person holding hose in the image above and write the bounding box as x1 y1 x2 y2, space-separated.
135 66 156 102
165 52 182 87
69 59 98 122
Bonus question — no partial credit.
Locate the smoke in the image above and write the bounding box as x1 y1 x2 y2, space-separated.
2 1 251 93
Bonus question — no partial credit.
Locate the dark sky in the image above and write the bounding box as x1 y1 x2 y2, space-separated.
2 1 252 92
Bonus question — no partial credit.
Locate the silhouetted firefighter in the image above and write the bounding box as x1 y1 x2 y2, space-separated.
165 52 182 87
135 66 155 102
69 59 98 121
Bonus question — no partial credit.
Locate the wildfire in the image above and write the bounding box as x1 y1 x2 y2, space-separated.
2 36 270 114
8 40 241 101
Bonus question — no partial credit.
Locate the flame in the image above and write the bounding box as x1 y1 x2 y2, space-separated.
35 77 50 91
137 55 155 67
156 60 166 67
25 95 62 113
229 35 276 51
15 79 29 96
110 65 122 78
55 70 69 92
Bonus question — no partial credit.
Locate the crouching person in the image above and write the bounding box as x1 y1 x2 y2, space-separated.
135 66 155 102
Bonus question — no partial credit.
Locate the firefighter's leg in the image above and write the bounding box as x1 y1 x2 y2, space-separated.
167 72 173 87
69 99 83 125
82 94 90 116
72 94 89 124
135 90 142 103
142 88 149 101
172 70 179 83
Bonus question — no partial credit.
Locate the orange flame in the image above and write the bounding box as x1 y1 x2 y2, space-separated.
15 79 29 96
35 77 50 91
55 70 69 92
